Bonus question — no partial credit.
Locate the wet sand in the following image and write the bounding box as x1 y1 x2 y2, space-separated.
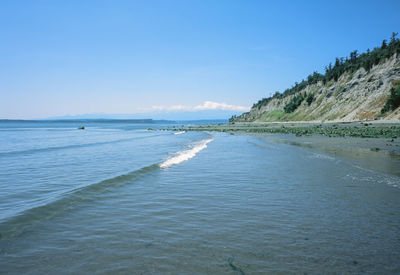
254 133 400 177
164 121 400 177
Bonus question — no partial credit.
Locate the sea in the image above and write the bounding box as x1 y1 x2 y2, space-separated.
0 120 399 274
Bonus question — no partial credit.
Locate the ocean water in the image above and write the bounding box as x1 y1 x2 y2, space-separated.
0 120 399 274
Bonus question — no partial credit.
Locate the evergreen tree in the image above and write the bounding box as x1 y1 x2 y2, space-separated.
243 33 400 113
381 39 387 49
390 32 398 44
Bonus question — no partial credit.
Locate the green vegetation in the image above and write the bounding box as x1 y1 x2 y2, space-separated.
236 33 400 122
228 115 237 123
381 85 400 113
306 93 314 106
252 91 281 110
284 93 305 113
265 110 285 121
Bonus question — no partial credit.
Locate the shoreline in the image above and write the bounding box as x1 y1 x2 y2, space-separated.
163 121 400 139
159 121 400 176
253 133 400 177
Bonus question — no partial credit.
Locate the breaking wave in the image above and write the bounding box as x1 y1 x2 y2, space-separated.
160 138 214 168
0 137 215 239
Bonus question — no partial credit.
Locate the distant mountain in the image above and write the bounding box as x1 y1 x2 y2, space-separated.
46 109 243 121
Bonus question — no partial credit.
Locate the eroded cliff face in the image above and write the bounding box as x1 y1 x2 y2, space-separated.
237 54 400 122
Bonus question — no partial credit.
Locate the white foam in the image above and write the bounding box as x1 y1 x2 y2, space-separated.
160 138 214 168
174 131 186 135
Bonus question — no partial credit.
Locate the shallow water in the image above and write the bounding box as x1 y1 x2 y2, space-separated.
0 121 399 274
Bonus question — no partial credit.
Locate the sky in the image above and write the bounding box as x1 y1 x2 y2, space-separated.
0 0 399 119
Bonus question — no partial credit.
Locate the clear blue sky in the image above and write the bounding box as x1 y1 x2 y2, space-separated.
0 0 399 119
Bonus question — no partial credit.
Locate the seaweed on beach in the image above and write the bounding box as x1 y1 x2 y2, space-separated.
172 123 400 139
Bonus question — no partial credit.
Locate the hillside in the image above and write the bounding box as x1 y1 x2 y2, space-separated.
233 36 400 123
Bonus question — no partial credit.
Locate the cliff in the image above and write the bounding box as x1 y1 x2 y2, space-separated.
235 54 400 123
